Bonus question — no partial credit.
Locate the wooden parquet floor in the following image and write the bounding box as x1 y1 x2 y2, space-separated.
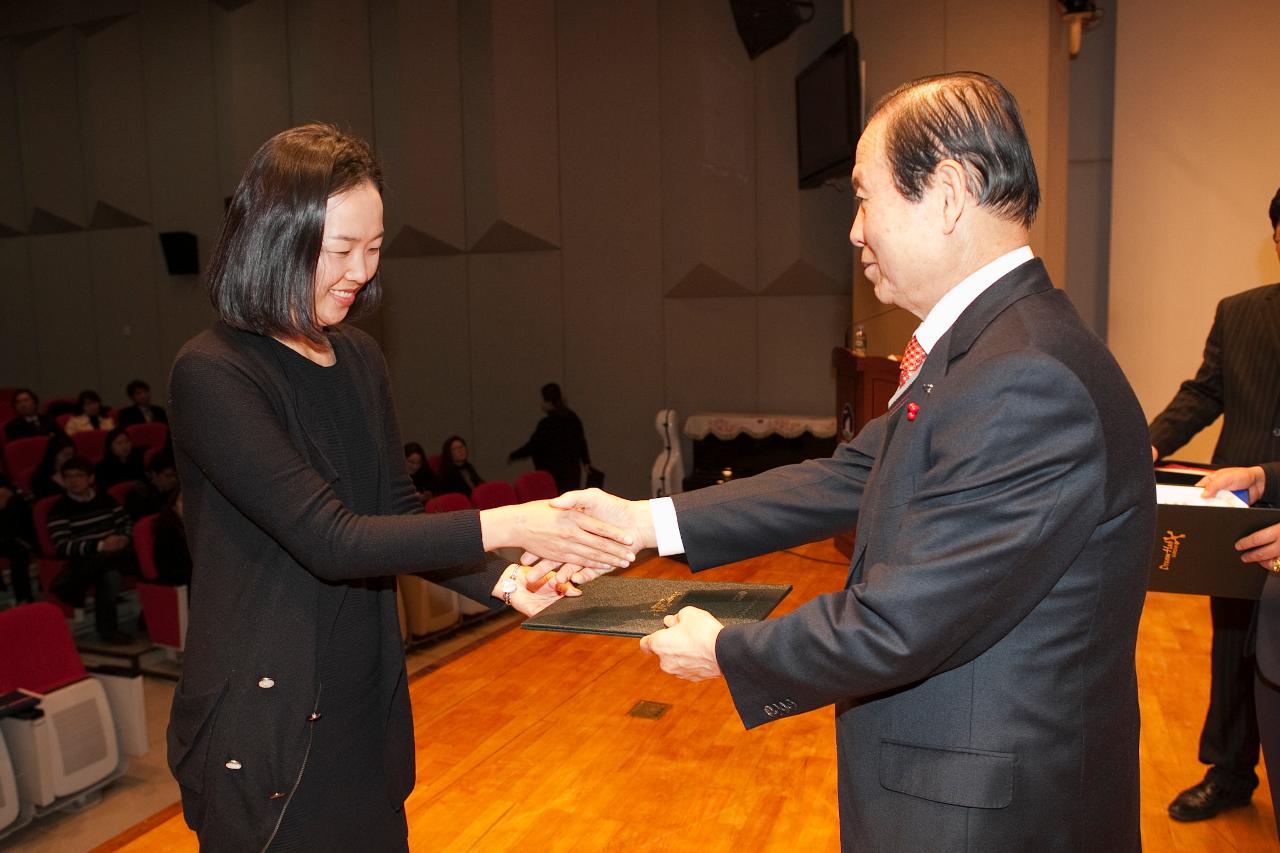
98 541 1279 852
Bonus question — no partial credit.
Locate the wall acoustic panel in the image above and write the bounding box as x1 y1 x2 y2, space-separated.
212 0 292 196
0 40 26 233
753 3 849 300
460 0 560 253
371 0 466 257
757 294 849 414
0 239 36 387
374 256 473 450
659 0 754 297
664 297 757 419
88 228 163 402
139 0 224 391
78 13 151 227
466 252 563 481
27 233 96 395
555 0 664 498
287 0 374 141
16 27 88 229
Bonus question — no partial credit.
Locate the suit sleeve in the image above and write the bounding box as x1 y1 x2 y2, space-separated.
711 353 1109 728
1261 462 1280 505
1149 300 1225 457
170 344 488 583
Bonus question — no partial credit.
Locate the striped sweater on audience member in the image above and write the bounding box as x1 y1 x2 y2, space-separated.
47 492 132 557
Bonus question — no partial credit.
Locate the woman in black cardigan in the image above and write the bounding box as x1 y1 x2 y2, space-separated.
166 124 635 853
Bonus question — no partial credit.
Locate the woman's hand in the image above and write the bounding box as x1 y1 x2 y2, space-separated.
492 565 582 617
480 500 636 571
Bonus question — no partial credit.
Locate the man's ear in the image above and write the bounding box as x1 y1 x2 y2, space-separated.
934 159 969 234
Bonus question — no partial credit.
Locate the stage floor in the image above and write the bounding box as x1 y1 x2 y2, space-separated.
96 542 1278 852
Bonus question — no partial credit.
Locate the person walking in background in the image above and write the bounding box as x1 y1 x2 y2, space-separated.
509 382 591 493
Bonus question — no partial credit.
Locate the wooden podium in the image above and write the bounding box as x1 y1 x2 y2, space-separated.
831 348 899 557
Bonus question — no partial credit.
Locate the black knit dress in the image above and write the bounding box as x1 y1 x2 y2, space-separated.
268 338 408 852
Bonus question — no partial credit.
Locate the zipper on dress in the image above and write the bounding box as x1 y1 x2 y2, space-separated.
259 683 322 852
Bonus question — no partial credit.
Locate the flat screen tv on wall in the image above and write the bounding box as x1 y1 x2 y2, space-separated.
795 32 861 189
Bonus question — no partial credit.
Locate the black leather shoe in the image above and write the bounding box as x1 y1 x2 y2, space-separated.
1167 780 1252 821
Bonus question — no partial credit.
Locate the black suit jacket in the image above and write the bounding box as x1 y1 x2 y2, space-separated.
672 261 1154 852
1150 284 1280 464
1254 463 1280 681
117 403 168 427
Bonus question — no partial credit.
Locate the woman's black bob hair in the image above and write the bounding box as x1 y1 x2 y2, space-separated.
206 123 384 346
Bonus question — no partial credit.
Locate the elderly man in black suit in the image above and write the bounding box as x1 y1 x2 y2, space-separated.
1148 186 1280 822
4 388 60 440
541 72 1154 852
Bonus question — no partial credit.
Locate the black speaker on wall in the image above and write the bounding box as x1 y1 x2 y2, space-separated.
158 231 199 275
730 0 813 59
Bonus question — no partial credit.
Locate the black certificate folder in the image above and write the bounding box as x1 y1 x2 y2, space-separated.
521 576 792 638
1149 504 1280 600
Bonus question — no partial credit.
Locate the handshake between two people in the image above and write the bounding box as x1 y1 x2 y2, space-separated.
482 488 726 683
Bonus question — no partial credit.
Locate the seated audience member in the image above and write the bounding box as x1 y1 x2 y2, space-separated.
116 379 168 427
46 456 136 643
436 435 483 497
96 427 146 488
29 433 76 499
64 389 116 434
4 388 60 440
0 474 35 605
151 490 192 587
125 451 179 520
403 441 435 499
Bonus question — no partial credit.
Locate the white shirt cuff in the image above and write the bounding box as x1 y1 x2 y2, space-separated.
649 497 685 556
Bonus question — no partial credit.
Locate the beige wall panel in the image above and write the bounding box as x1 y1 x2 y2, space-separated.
0 2 135 36
287 0 374 140
27 233 95 395
79 14 150 222
556 0 663 499
460 0 560 250
380 256 474 453
754 2 849 295
660 0 754 293
466 252 563 481
138 0 224 394
664 298 757 417
1109 0 1280 445
0 240 37 387
0 42 26 230
212 0 292 196
757 295 849 415
87 228 163 406
370 0 465 251
16 28 87 227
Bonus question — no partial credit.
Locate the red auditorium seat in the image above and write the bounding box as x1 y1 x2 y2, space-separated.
2 437 48 494
106 481 136 507
131 514 187 653
469 481 518 510
514 470 558 502
31 496 71 617
41 398 76 419
425 492 472 513
426 454 443 476
0 603 146 823
70 429 109 465
124 422 168 452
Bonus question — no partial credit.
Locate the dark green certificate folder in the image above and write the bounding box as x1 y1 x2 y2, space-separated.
521 576 793 638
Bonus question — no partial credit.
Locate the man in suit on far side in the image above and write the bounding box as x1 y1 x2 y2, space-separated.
1149 186 1280 822
538 72 1155 851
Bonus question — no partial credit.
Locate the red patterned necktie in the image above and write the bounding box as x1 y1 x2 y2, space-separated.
898 335 926 388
